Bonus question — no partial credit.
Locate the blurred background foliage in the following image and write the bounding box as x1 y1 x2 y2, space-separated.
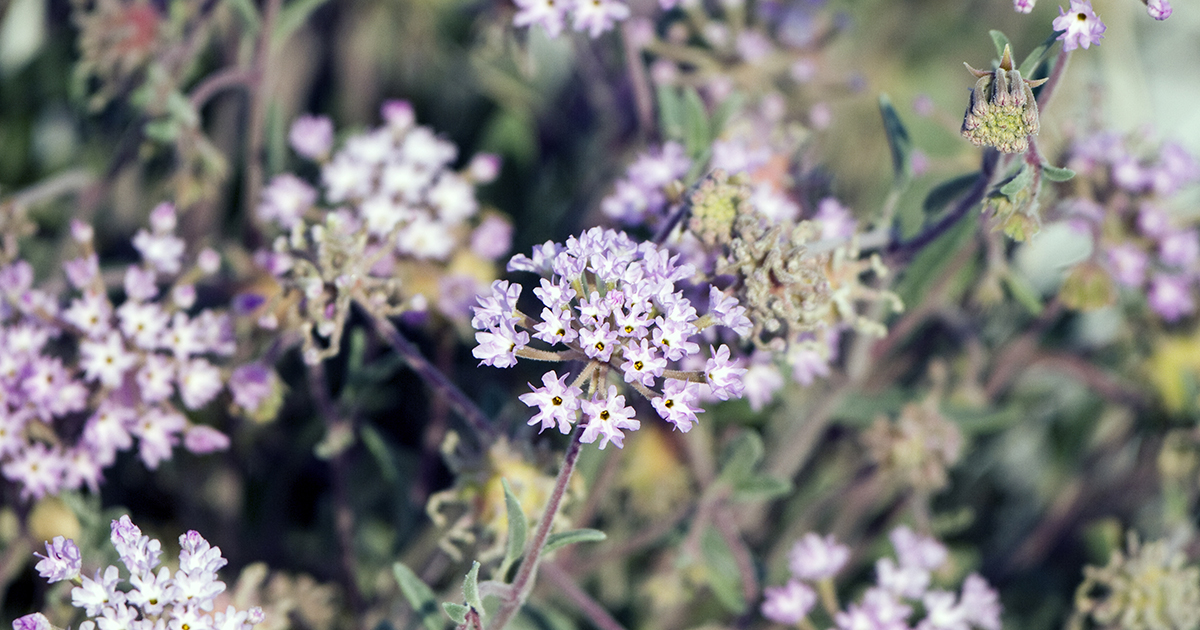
2 1 1200 630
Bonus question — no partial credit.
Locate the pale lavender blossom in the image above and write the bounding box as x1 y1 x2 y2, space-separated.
289 115 334 160
815 197 858 240
1146 0 1171 20
788 532 850 580
761 580 817 624
12 614 51 630
580 385 639 449
1106 244 1148 288
651 379 702 433
1148 274 1195 322
1014 0 1035 13
1052 0 1106 51
34 536 82 583
1159 229 1199 268
519 370 583 434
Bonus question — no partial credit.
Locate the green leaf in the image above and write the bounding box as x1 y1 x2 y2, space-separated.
923 173 980 215
700 527 746 613
442 603 469 625
730 475 792 501
717 431 764 486
989 30 1011 60
709 91 744 138
833 388 911 426
878 94 912 183
143 119 178 143
1004 270 1044 315
498 479 528 581
1019 31 1060 77
542 529 607 554
359 425 398 485
463 562 484 614
1041 163 1076 182
682 87 711 157
393 563 446 630
480 110 538 167
999 165 1034 199
896 209 979 308
272 0 331 51
656 85 685 142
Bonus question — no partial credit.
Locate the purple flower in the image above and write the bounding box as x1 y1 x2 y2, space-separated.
651 379 702 432
621 338 667 387
289 115 334 160
1106 244 1148 288
708 287 752 337
918 590 968 630
743 355 784 412
72 565 124 615
472 324 528 368
229 364 276 413
13 613 51 630
1052 0 1106 51
761 580 817 624
815 197 858 240
877 557 931 599
34 536 82 583
110 515 162 575
580 385 639 450
1148 274 1195 322
705 344 747 400
470 215 513 261
1159 229 1199 268
960 574 1002 630
571 0 630 38
519 370 582 434
184 425 231 454
1013 0 1035 12
579 322 619 362
788 532 850 580
891 525 948 571
259 174 316 229
1146 0 1171 20
513 0 567 37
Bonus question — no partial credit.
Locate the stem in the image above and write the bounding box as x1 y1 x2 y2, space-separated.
1036 48 1072 112
487 426 587 630
620 21 654 136
886 149 999 262
361 302 497 442
188 67 257 111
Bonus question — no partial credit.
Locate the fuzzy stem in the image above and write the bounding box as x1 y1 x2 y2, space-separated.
362 302 498 442
486 426 587 630
542 562 629 630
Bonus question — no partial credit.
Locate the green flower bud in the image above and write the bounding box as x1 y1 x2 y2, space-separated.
960 45 1049 154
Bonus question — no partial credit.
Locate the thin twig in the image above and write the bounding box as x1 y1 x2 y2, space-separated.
188 67 258 111
242 0 282 221
619 21 654 136
542 563 629 630
361 303 499 443
487 427 587 630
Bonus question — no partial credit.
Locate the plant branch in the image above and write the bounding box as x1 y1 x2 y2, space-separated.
542 562 629 630
487 426 587 630
361 302 498 443
188 67 257 111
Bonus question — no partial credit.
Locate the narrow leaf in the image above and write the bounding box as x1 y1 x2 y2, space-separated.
272 0 332 51
700 527 746 613
1041 164 1076 182
717 431 764 485
543 529 607 554
731 475 792 501
709 91 745 138
359 425 399 485
656 85 685 142
682 86 711 157
498 479 528 580
442 603 469 625
1019 31 1061 77
462 562 484 614
923 173 980 215
878 94 912 183
393 563 445 630
999 165 1034 199
1004 270 1045 315
989 30 1011 60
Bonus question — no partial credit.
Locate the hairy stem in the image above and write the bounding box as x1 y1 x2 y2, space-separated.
362 302 498 443
487 426 586 630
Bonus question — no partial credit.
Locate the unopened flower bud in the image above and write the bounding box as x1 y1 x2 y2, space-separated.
960 45 1048 154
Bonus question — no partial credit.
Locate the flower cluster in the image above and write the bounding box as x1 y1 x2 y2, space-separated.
1071 533 1200 630
1052 131 1200 322
255 102 509 364
961 45 1047 155
17 516 263 630
510 0 630 39
472 227 751 448
601 141 692 229
0 203 244 500
762 527 1002 630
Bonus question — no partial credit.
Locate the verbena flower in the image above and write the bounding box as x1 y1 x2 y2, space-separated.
15 516 263 630
766 528 1002 630
0 204 241 500
1052 0 1106 51
473 227 750 447
256 102 510 364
